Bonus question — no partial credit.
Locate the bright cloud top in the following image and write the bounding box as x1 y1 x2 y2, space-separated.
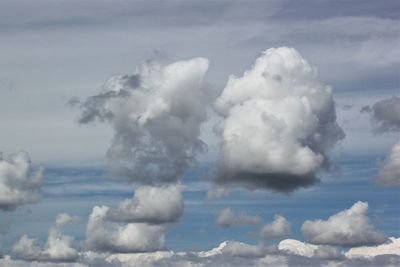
78 57 211 183
214 47 344 192
302 201 387 247
0 151 42 211
216 207 261 228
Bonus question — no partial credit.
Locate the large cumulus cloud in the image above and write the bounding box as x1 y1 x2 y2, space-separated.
77 58 212 183
0 151 42 211
302 201 387 247
213 47 344 193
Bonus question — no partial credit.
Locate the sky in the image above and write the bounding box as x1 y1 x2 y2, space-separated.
0 1 399 266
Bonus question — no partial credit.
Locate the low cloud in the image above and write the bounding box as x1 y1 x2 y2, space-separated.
77 58 212 184
302 201 387 247
106 184 183 224
216 207 261 228
260 215 291 240
213 47 344 193
0 151 42 211
12 213 79 262
375 141 400 186
361 96 400 133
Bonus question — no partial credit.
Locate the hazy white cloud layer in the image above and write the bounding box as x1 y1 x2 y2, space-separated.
361 96 400 133
78 58 212 183
302 201 387 247
106 184 183 224
260 215 291 240
216 207 261 228
0 151 42 211
375 141 400 186
214 47 344 192
12 213 79 262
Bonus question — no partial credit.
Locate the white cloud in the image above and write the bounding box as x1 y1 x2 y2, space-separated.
77 57 212 183
302 201 387 247
213 47 344 192
260 215 290 240
346 237 400 259
106 184 183 224
216 207 261 228
375 141 400 186
0 151 42 211
278 239 342 260
12 213 79 262
85 205 165 253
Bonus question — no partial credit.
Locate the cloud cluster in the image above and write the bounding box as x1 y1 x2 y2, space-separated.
77 58 212 183
105 184 183 224
0 151 42 211
85 184 182 253
302 201 387 247
361 96 400 133
213 47 344 193
375 141 400 186
12 213 79 262
216 207 261 228
260 215 291 240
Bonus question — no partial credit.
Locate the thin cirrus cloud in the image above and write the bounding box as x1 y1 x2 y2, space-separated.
0 151 42 211
302 201 387 247
213 47 345 193
76 57 213 184
216 207 261 228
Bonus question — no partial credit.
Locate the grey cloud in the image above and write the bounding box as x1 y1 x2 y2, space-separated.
260 215 291 240
213 47 344 193
0 151 42 211
216 207 261 228
302 201 387 247
77 58 212 184
105 184 183 224
361 96 400 133
375 141 400 186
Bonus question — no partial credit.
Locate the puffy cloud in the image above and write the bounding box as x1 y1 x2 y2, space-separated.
198 240 265 258
55 213 80 227
0 151 42 211
302 201 387 247
216 207 261 228
375 141 400 186
85 205 165 253
213 47 344 193
361 96 400 133
278 239 342 260
345 237 400 259
77 58 212 183
12 213 79 262
105 184 183 224
260 215 291 240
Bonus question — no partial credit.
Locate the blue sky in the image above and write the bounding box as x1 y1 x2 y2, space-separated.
0 1 399 266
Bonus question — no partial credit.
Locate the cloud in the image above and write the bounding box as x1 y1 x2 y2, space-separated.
0 151 42 211
216 207 261 228
345 237 400 259
375 141 400 186
302 201 387 247
105 184 183 224
213 47 344 193
85 205 166 253
77 57 212 184
12 213 79 262
260 215 291 240
278 239 342 260
361 96 400 133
